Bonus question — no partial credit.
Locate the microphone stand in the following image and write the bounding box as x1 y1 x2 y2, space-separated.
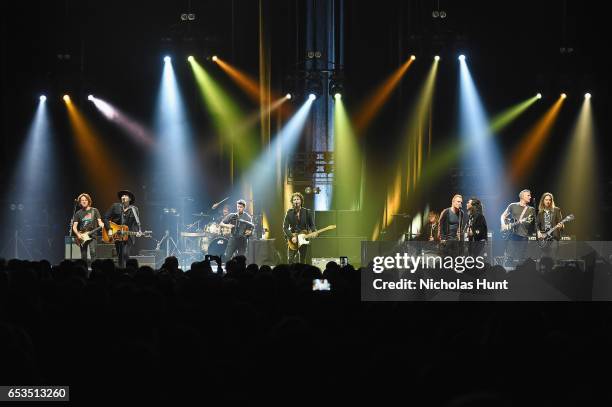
68 198 79 260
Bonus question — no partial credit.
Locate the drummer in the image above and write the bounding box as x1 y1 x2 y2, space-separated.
215 204 230 222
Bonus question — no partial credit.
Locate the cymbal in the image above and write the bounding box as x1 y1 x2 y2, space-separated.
180 232 207 237
192 213 211 217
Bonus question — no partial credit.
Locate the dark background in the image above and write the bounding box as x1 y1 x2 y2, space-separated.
1 0 610 262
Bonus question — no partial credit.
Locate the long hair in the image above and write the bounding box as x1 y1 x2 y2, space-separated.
538 192 557 211
469 197 483 216
77 193 92 207
427 210 439 224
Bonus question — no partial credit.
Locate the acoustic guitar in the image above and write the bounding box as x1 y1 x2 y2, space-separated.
102 221 152 243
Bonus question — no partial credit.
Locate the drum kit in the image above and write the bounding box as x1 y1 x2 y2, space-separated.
178 197 234 262
180 216 232 261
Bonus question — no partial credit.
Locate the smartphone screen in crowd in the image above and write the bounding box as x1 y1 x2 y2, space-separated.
312 279 331 291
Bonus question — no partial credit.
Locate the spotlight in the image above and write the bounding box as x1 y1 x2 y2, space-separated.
410 55 416 61
458 54 466 61
63 94 70 102
87 94 94 101
440 11 447 18
187 55 195 62
285 93 292 100
329 75 344 98
164 56 171 63
561 93 567 99
180 13 188 21
187 13 196 21
432 10 439 18
305 186 312 194
212 55 218 62
536 93 542 99
39 95 46 102
434 55 440 61
585 93 591 99
308 93 316 101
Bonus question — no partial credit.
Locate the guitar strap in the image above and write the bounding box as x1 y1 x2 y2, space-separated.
129 205 141 229
518 205 529 223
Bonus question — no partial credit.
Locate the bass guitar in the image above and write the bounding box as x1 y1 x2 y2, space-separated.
102 221 153 243
287 225 336 251
75 226 103 247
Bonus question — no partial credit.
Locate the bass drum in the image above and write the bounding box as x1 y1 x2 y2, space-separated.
207 236 228 258
200 236 211 252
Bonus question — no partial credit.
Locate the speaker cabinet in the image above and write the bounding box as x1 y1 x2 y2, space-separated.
247 239 278 266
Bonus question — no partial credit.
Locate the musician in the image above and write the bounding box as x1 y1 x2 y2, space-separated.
466 197 488 257
500 189 536 266
418 211 439 242
283 192 317 264
536 192 564 241
220 199 253 260
500 189 536 240
104 190 142 268
438 195 465 242
72 193 104 264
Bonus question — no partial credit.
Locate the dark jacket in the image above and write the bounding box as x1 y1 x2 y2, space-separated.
283 207 316 239
467 213 488 242
104 203 142 243
438 208 465 240
418 222 439 242
536 207 564 240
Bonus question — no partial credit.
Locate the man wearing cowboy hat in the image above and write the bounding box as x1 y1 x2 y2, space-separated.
104 190 142 268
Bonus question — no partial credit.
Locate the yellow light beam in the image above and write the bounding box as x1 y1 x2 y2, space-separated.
509 96 564 185
558 98 598 238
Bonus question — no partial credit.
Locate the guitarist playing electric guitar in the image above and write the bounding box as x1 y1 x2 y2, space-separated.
283 192 317 264
72 193 105 264
500 189 536 266
536 192 565 242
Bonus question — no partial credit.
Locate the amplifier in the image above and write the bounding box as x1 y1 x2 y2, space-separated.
64 237 116 261
64 236 88 260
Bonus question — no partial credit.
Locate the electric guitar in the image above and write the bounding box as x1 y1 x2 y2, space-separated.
75 226 103 247
537 214 574 247
102 221 153 243
287 225 336 250
500 214 534 240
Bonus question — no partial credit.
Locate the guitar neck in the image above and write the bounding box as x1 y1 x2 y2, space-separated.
81 226 102 235
303 225 335 238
